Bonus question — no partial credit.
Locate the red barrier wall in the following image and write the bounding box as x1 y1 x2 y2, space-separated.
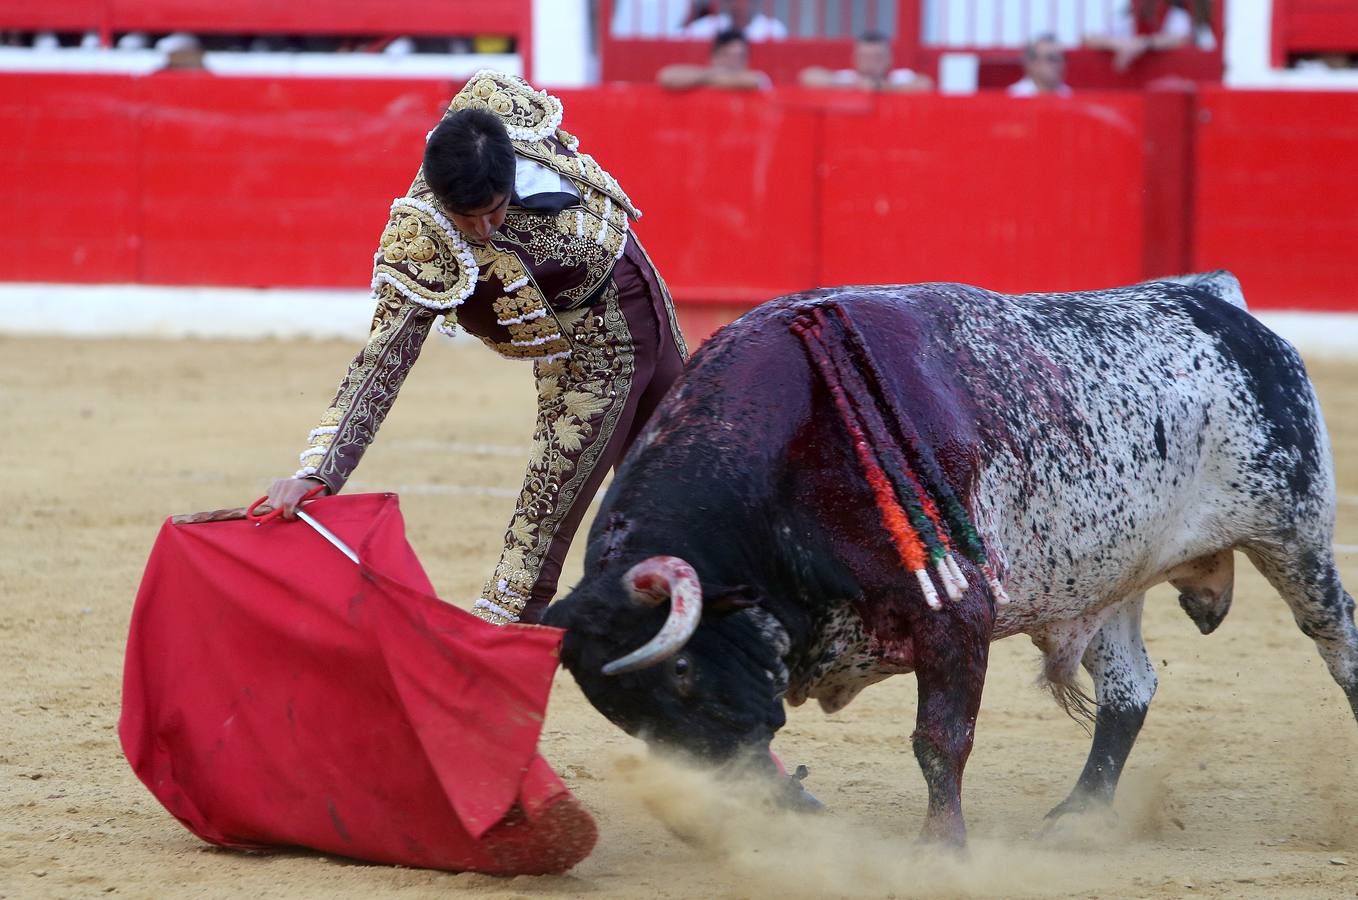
816 92 1149 292
0 75 141 283
562 87 822 303
135 76 453 287
1 74 1354 312
1194 87 1358 312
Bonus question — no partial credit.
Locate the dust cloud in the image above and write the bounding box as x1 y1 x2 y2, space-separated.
610 752 1104 898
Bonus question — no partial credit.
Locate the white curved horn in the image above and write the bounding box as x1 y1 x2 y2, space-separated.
601 556 703 676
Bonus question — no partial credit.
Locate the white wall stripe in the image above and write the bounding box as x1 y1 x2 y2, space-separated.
2 285 1358 360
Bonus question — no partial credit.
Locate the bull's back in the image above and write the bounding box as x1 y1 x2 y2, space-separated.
825 282 1323 629
648 281 1325 628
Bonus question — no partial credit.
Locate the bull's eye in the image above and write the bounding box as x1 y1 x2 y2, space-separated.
670 655 695 697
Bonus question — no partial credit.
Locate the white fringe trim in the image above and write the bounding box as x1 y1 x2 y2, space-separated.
575 210 585 238
935 558 965 603
503 276 530 292
493 347 572 363
497 308 548 327
916 568 942 611
307 426 339 442
371 273 462 312
382 197 479 306
945 555 969 593
615 231 630 261
298 447 326 465
496 578 525 600
467 69 564 143
474 597 520 623
532 348 572 363
294 466 318 478
436 315 459 339
595 197 613 245
982 563 1011 605
511 332 563 348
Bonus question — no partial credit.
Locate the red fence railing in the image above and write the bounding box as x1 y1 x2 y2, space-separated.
0 0 534 74
601 0 1222 86
1271 0 1358 65
6 74 1356 311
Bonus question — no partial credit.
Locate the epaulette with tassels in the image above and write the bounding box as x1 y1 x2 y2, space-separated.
790 304 1010 610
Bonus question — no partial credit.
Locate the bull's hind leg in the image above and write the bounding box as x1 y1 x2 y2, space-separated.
1046 593 1158 823
1244 543 1358 722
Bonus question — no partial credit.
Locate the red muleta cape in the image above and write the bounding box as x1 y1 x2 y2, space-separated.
118 492 596 875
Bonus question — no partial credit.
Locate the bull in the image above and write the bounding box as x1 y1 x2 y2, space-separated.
541 273 1357 843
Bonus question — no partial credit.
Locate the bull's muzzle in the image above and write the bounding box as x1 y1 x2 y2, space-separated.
600 556 703 676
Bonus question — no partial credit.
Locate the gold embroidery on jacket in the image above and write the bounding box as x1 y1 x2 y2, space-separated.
480 283 636 612
371 204 477 311
468 241 573 360
299 281 436 487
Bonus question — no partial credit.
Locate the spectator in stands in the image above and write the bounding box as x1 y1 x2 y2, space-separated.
116 32 150 50
610 0 689 37
658 29 772 91
799 31 932 92
155 32 205 70
1008 34 1072 97
1294 53 1356 71
1086 1 1215 73
684 0 788 42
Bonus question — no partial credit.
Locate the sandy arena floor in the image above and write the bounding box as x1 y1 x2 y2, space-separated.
2 328 1356 899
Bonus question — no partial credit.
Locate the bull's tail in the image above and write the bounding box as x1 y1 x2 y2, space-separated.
1040 673 1098 733
790 304 1009 610
1144 270 1247 311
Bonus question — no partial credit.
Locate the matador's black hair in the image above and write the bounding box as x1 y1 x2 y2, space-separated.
423 108 515 215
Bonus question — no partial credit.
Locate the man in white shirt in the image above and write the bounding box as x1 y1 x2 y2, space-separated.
799 31 933 93
1086 1 1217 72
684 0 788 41
658 29 773 91
1007 34 1073 97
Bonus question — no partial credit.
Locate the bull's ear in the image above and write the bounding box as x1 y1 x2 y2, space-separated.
704 583 763 614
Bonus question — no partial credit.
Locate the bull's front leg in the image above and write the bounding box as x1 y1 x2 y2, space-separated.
910 594 993 845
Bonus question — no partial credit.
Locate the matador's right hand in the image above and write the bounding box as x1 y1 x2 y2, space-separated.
262 476 330 521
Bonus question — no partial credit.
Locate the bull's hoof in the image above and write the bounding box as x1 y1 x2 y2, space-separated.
774 764 826 813
1039 793 1118 839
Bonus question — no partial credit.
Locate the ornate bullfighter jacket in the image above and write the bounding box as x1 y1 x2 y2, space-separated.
295 71 644 491
290 71 686 626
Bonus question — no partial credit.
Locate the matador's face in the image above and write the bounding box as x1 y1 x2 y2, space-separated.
448 192 510 242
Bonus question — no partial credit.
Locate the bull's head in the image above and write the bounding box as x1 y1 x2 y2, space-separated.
542 556 789 765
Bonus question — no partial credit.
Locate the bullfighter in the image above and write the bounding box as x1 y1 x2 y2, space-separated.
264 70 688 626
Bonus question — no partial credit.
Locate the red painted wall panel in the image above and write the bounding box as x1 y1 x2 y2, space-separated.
1141 87 1196 278
818 92 1148 293
0 74 140 283
558 86 821 302
2 74 1355 312
0 0 530 37
0 0 105 32
1274 0 1358 57
135 73 453 287
1193 87 1358 311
